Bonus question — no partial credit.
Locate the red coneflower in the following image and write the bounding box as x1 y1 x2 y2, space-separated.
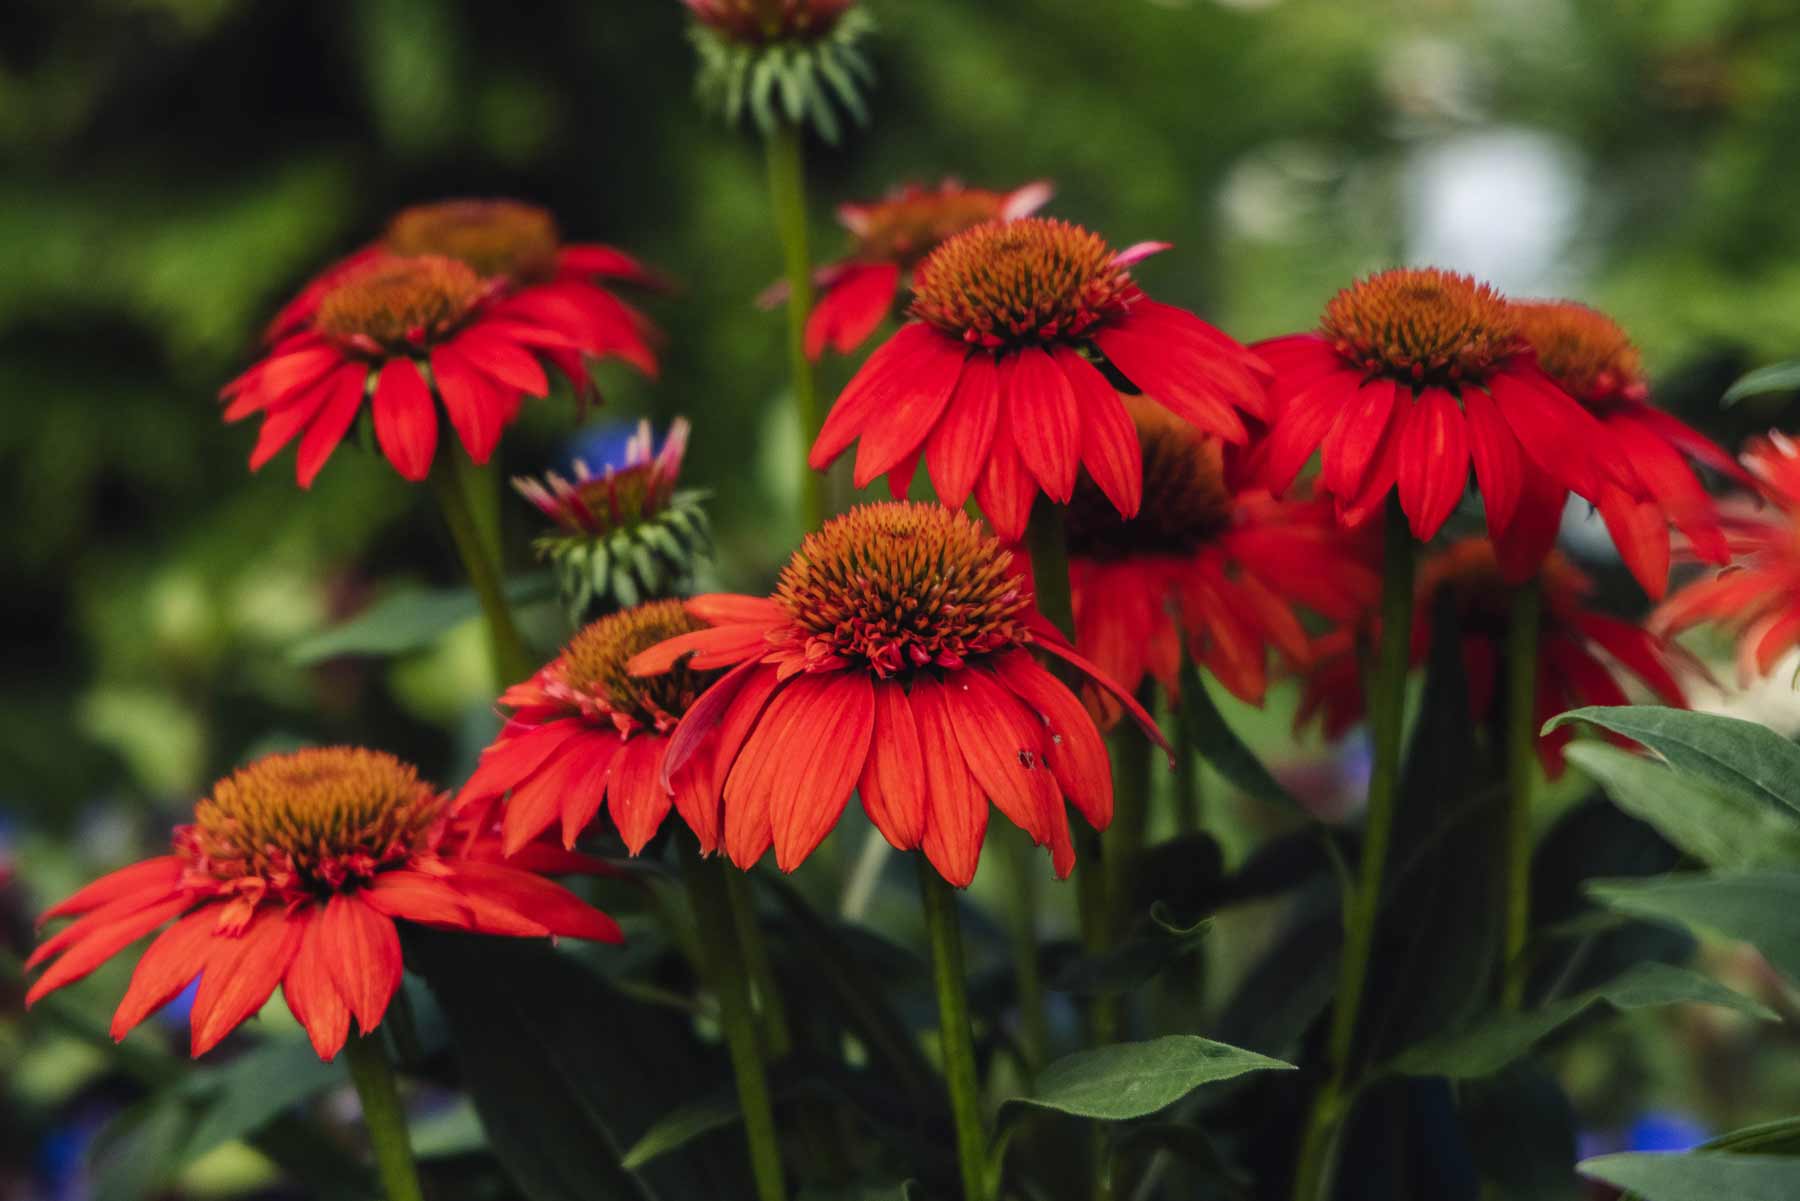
457 600 729 857
1654 432 1800 680
809 218 1270 542
785 179 1053 359
224 252 638 486
626 502 1166 887
1063 397 1380 718
1512 300 1743 599
1258 268 1631 579
265 197 663 361
26 748 620 1060
684 0 854 43
1297 539 1691 774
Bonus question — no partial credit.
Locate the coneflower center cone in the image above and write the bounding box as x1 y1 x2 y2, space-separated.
909 217 1134 347
314 256 484 350
557 600 724 731
1063 398 1234 560
1512 300 1647 407
1321 267 1518 387
385 199 562 284
850 189 1022 265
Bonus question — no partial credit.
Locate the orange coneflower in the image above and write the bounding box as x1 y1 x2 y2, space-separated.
1297 540 1691 774
1655 432 1800 680
627 502 1166 887
809 218 1270 541
1258 268 1633 578
779 178 1052 359
457 600 729 857
26 748 620 1061
1512 300 1743 599
1062 397 1380 719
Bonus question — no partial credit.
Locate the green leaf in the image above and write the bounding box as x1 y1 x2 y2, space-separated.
1004 1036 1292 1122
1579 1152 1800 1200
1723 361 1800 405
1703 1115 1800 1155
1179 668 1302 812
1590 870 1800 987
1567 741 1800 870
288 573 551 664
1546 707 1800 822
1387 961 1773 1079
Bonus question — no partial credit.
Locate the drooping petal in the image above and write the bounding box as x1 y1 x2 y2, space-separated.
909 675 988 888
685 594 790 626
431 344 505 464
1260 370 1362 494
1322 379 1398 501
813 324 959 469
452 327 549 398
109 909 216 1042
925 353 1002 509
320 894 403 1035
26 895 191 1007
457 721 589 809
1395 386 1469 539
1006 347 1081 502
39 856 184 925
734 673 875 873
1491 469 1568 584
363 869 476 930
501 741 606 856
858 679 927 851
371 358 439 482
558 735 627 851
806 262 902 359
605 736 671 855
973 417 1036 543
1598 484 1672 601
282 913 352 1061
1059 346 1140 519
941 667 1062 853
294 363 371 489
1460 385 1522 535
669 748 722 855
1034 640 1171 765
443 861 624 944
190 905 306 1057
852 338 966 490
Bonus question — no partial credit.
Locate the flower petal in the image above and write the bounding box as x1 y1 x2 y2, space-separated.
1396 385 1468 539
371 358 438 482
190 905 305 1057
321 893 402 1035
1006 346 1081 502
282 913 352 1061
858 679 927 851
1060 346 1140 519
908 675 988 888
925 353 1002 508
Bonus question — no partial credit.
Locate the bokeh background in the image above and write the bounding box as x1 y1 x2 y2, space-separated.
5 0 1800 1196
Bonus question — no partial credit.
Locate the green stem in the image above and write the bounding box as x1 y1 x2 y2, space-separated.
430 458 532 686
682 843 789 1201
765 121 824 533
1174 662 1205 837
1291 498 1415 1201
918 857 991 1201
725 867 794 1057
1502 578 1542 1010
344 1033 425 1201
1024 504 1074 641
1105 694 1155 942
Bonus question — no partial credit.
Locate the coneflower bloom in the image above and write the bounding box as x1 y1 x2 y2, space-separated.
515 419 711 615
684 0 854 43
1296 540 1691 774
1512 300 1742 598
810 218 1271 542
457 600 729 857
1063 397 1380 719
1258 268 1630 579
783 179 1052 359
626 502 1166 887
224 253 637 486
265 197 663 368
1655 433 1800 680
25 748 620 1061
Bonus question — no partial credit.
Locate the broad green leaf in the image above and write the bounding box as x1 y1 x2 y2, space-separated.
1723 361 1800 405
1387 961 1773 1079
1590 870 1800 986
1566 741 1800 870
289 573 551 664
1703 1115 1800 1155
1179 664 1303 813
1579 1151 1800 1200
1004 1035 1292 1121
1546 707 1800 822
182 1036 345 1162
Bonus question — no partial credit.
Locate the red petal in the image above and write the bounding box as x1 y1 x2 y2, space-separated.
39 856 183 925
363 870 476 930
1061 347 1140 518
807 262 901 359
1322 379 1398 500
813 324 955 469
444 861 623 944
371 358 438 482
292 364 370 488
669 750 722 854
941 667 1061 857
1092 325 1250 443
282 913 352 1061
111 909 216 1042
851 337 966 490
1034 640 1170 766
685 594 789 626
1598 484 1672 601
1006 347 1081 502
26 895 191 1008
431 344 505 464
909 675 988 888
656 659 778 789
190 906 305 1056
1261 371 1361 494
859 680 927 851
1488 371 1599 500
1491 469 1567 583
453 327 549 398
320 894 402 1034
925 353 1002 508
727 673 874 873
626 622 774 675
606 736 671 855
974 418 1036 542
558 736 626 850
501 741 600 856
458 720 589 809
1396 386 1468 539
1461 386 1522 535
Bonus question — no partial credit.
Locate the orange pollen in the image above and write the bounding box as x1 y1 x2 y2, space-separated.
314 255 485 351
909 218 1134 349
773 502 1032 677
175 748 444 901
1419 538 1587 632
1320 267 1520 387
1512 300 1646 409
848 186 1019 265
552 600 723 733
1066 396 1234 560
385 199 561 283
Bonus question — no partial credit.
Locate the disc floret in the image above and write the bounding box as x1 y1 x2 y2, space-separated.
1512 300 1647 407
845 182 1032 265
314 255 487 352
1320 267 1520 388
550 600 725 734
1065 397 1234 560
385 199 561 283
910 218 1135 348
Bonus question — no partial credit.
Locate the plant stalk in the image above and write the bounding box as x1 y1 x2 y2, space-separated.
682 843 789 1201
725 867 794 1057
765 120 824 533
1291 497 1415 1201
918 856 991 1201
344 1033 426 1201
430 457 532 686
1502 577 1542 1009
1174 661 1205 837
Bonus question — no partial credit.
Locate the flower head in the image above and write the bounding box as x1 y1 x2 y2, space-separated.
1655 432 1800 679
812 220 1270 542
27 747 619 1061
1512 300 1741 598
516 419 711 617
627 502 1167 887
1064 398 1380 718
685 0 875 144
1297 539 1690 774
1258 268 1634 580
684 0 853 43
459 600 730 857
795 179 1053 359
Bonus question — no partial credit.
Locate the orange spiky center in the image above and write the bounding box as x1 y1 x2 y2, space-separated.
773 502 1032 677
1321 268 1520 388
385 199 561 284
175 748 443 902
553 600 723 733
909 218 1134 348
315 255 485 351
1512 301 1646 408
1419 539 1587 634
849 188 1017 265
688 0 852 44
1066 396 1234 560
